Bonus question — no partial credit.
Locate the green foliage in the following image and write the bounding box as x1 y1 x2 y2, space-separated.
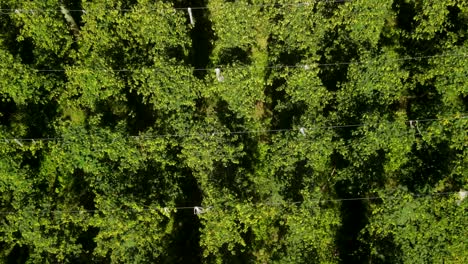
0 0 467 263
366 189 468 263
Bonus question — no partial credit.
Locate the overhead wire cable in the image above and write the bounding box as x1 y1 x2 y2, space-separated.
10 52 468 73
0 0 350 14
1 115 466 143
0 191 459 215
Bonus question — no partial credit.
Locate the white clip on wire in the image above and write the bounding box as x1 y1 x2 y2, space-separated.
409 120 422 134
194 206 204 215
458 190 467 205
14 139 23 146
188 8 194 25
299 127 306 136
215 68 224 82
194 206 212 215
